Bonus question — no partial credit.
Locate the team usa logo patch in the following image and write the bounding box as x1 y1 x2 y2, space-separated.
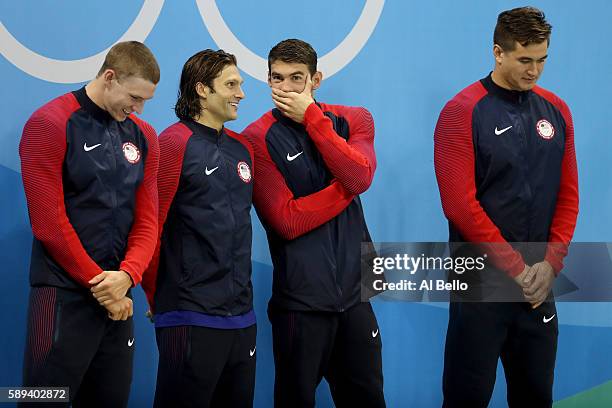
237 161 252 183
122 142 141 164
536 119 555 140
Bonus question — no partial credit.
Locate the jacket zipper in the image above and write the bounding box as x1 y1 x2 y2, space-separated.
108 125 119 262
220 138 237 315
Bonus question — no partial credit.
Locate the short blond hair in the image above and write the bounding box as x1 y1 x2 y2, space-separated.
98 41 160 84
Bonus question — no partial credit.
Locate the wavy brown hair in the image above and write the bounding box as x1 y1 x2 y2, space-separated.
175 49 237 121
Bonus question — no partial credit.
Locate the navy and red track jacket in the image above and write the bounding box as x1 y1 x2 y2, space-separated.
142 121 255 320
243 102 376 312
20 87 159 289
434 74 579 276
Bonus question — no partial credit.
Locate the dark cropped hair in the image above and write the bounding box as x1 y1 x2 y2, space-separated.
268 39 317 76
175 49 237 121
494 6 552 51
97 41 160 84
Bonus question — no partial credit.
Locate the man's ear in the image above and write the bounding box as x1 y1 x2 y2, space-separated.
311 71 323 91
196 82 210 99
101 69 116 86
493 44 504 64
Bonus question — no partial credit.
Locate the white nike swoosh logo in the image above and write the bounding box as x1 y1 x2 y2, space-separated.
543 314 556 323
83 142 101 152
494 125 513 135
249 347 256 357
127 338 134 347
286 151 303 161
205 166 219 176
371 329 379 338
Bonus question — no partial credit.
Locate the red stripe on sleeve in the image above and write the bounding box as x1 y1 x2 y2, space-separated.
19 94 103 287
303 103 376 195
119 116 159 286
533 87 579 273
242 113 355 240
141 122 191 309
434 83 526 277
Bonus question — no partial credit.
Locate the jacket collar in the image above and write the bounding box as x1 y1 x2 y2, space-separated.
182 119 226 144
481 73 531 104
73 86 114 122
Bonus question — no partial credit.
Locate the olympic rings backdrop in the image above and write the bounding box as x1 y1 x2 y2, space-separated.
1 1 611 406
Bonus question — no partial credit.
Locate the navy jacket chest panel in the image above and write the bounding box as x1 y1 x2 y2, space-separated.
61 110 147 268
266 110 350 198
472 93 565 193
176 135 253 222
470 92 566 242
63 110 147 198
159 133 253 315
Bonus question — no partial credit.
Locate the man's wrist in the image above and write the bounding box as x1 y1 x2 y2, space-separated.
302 101 319 124
121 270 134 288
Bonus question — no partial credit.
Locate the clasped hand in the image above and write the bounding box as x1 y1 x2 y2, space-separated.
89 270 133 320
513 261 555 309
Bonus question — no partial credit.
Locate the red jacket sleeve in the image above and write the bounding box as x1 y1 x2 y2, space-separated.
534 88 579 273
19 100 103 287
434 95 526 277
141 123 190 309
302 103 376 195
119 117 159 286
243 115 355 240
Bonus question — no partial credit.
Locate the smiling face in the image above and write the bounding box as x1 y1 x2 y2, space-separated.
492 40 548 91
198 64 245 130
101 71 156 121
268 60 321 95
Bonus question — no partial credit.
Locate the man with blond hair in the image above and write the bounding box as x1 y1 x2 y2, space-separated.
19 41 160 406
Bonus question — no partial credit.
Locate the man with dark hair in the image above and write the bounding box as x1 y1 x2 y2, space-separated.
141 49 255 407
434 7 578 407
243 39 385 407
19 40 160 407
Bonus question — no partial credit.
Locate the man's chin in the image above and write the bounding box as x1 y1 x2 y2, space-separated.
112 111 129 122
520 80 538 91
